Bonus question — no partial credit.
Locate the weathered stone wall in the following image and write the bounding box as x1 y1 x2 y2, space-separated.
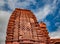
6 8 60 44
6 8 46 44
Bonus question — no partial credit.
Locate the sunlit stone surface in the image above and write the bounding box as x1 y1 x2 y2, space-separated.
6 8 60 44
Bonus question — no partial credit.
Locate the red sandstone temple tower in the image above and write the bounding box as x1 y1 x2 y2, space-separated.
6 8 50 44
39 22 50 44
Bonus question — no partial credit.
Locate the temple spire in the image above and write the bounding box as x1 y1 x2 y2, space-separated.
6 8 50 44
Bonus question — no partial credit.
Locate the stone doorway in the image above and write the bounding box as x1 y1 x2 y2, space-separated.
55 42 60 44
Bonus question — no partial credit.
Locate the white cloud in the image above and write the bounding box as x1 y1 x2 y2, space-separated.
0 0 5 6
7 0 36 10
0 41 5 44
0 0 60 44
49 26 60 39
34 5 51 21
0 10 11 44
34 0 58 21
0 0 58 21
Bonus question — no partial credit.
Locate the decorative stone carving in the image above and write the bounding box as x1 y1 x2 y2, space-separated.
6 8 60 44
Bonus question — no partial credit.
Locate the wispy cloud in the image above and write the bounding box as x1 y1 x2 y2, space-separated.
49 26 60 39
34 0 58 21
34 5 51 21
0 10 11 44
0 0 5 6
7 0 36 10
0 0 60 44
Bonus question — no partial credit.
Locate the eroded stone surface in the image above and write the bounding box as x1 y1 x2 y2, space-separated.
6 8 60 44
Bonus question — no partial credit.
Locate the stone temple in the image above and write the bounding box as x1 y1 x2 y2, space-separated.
6 8 60 44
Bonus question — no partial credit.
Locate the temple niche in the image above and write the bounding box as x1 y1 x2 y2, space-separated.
6 8 60 44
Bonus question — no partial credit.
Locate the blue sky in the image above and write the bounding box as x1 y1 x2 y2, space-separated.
0 0 60 44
